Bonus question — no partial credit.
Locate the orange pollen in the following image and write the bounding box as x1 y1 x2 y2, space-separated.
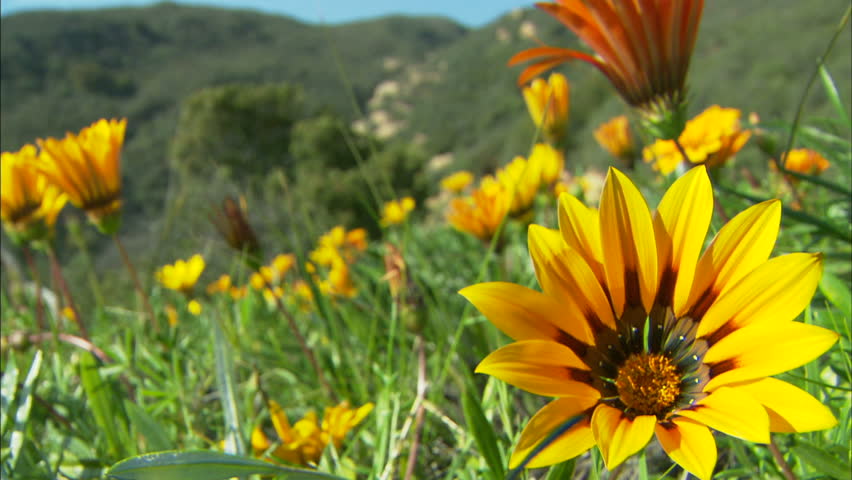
615 353 681 417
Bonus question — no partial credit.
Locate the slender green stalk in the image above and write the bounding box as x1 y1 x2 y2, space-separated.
46 246 88 341
66 216 105 309
21 246 45 332
403 334 427 480
769 436 797 480
113 234 158 333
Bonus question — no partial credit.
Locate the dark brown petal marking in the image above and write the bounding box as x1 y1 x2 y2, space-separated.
655 267 677 310
555 329 589 358
707 358 738 378
704 319 737 346
569 369 593 384
688 286 719 321
584 310 608 334
624 268 643 309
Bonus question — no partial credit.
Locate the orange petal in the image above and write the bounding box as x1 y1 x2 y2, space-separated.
703 322 840 390
509 397 598 469
678 386 769 443
476 340 599 398
599 168 658 316
655 418 717 480
591 404 656 470
558 193 605 282
653 165 713 313
727 377 838 433
460 282 583 343
685 200 780 318
697 253 823 338
529 225 615 333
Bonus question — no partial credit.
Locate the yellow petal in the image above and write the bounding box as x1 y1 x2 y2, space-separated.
599 168 658 315
728 377 838 433
460 282 588 343
678 386 769 443
509 397 597 469
529 225 615 334
558 193 604 281
703 322 839 390
685 200 780 318
591 404 656 471
697 253 823 338
655 418 717 480
476 340 599 398
268 399 293 443
653 165 713 313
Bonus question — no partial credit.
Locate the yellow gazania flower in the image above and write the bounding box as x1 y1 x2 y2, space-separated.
187 299 202 316
36 118 126 234
253 400 373 466
594 115 636 163
440 170 475 194
1 144 68 244
462 166 837 479
780 148 831 176
156 254 206 295
290 280 315 312
511 0 705 139
448 175 510 244
229 285 248 300
345 228 368 252
522 73 570 143
380 197 416 226
207 274 233 295
326 257 357 298
644 105 751 175
527 143 564 187
310 226 365 266
498 155 543 217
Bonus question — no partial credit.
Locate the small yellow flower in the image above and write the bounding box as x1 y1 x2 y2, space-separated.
448 175 510 244
207 274 233 295
522 73 570 143
527 143 564 186
781 148 831 176
36 118 126 234
271 253 296 277
440 170 474 193
644 106 751 175
327 257 357 298
345 228 368 251
229 285 248 300
1 144 68 245
594 115 636 163
498 155 542 217
381 197 416 226
187 299 202 316
61 306 77 322
253 400 373 466
165 304 178 327
156 254 205 295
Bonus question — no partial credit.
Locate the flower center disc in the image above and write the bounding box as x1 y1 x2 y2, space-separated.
615 353 681 417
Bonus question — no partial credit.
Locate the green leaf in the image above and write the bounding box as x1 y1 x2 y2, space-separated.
105 450 347 480
819 65 851 129
792 442 850 480
124 400 174 452
461 387 505 480
213 317 244 455
79 351 130 459
9 350 42 472
545 459 575 480
0 353 19 434
819 271 852 319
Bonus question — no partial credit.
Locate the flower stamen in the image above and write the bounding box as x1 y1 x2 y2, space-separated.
615 353 681 417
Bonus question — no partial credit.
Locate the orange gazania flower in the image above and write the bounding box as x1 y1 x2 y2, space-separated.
448 175 511 244
37 118 126 234
1 144 67 244
594 115 636 165
780 148 831 176
510 0 704 139
522 73 570 143
462 166 837 478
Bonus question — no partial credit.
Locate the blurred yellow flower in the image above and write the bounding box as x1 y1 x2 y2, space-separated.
156 254 205 295
594 115 636 164
207 274 233 295
253 400 373 466
165 304 178 327
345 228 368 251
187 299 202 316
522 73 570 143
37 118 126 234
498 155 542 217
311 226 366 266
326 257 357 298
527 143 564 186
290 280 315 312
381 197 415 226
448 175 510 244
1 144 67 244
229 285 248 300
61 306 77 322
781 148 831 176
643 106 751 175
440 170 474 194
263 286 285 304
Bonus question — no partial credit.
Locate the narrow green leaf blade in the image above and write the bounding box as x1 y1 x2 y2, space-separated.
79 351 128 459
461 387 505 480
819 271 852 319
124 400 175 452
792 443 850 480
819 65 851 128
213 317 244 455
105 450 346 480
9 350 42 472
0 353 19 434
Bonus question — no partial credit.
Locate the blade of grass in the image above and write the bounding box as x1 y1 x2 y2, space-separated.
818 65 851 129
79 351 130 460
105 450 346 480
0 353 19 434
461 386 505 480
213 315 244 455
9 350 42 472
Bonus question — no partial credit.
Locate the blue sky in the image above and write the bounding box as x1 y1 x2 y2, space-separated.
0 0 529 27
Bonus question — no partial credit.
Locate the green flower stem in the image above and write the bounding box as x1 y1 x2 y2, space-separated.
46 246 88 341
67 216 105 310
22 245 45 332
769 435 797 480
113 234 158 333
